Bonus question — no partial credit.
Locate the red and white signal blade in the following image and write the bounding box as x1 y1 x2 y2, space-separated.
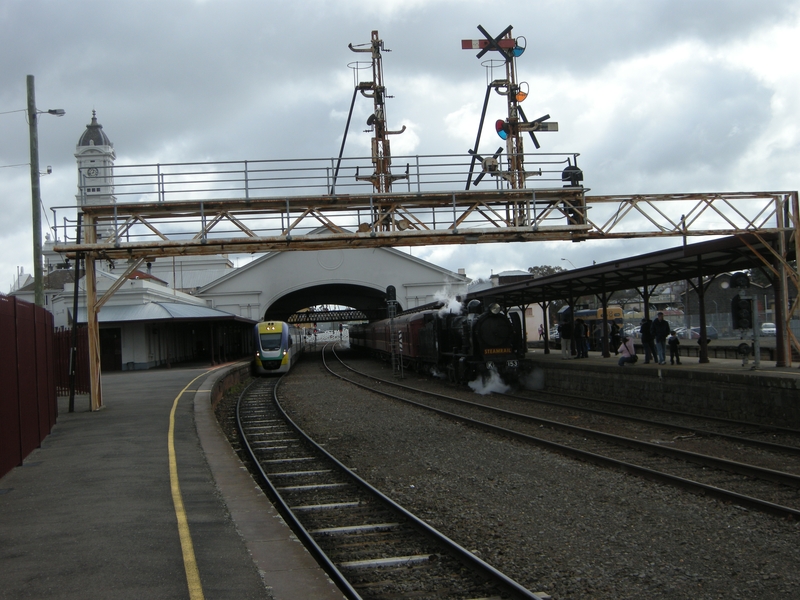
461 39 516 50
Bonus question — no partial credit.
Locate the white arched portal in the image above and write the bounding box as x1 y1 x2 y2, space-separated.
198 247 469 320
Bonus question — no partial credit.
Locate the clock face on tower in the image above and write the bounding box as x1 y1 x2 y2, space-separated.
87 167 99 177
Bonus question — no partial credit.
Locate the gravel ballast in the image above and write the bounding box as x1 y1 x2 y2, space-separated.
258 351 800 599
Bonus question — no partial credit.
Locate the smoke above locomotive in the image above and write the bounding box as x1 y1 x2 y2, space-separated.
349 297 531 385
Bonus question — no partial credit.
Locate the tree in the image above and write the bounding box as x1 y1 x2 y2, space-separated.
610 288 642 311
527 265 566 278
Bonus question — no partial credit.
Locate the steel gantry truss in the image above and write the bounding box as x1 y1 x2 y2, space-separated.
49 20 800 410
55 186 798 258
51 171 799 410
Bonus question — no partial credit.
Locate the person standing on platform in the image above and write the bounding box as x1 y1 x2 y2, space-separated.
652 311 670 365
668 330 681 365
558 320 572 359
640 317 657 364
538 323 545 340
610 322 621 355
618 334 637 366
574 318 588 358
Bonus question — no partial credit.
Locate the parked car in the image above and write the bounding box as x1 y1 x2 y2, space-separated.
760 322 776 336
626 325 641 338
676 326 719 340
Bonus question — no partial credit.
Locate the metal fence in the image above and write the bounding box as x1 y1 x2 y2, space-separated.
53 326 90 397
0 296 58 479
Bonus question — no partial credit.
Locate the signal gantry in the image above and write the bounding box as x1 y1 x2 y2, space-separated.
462 25 579 191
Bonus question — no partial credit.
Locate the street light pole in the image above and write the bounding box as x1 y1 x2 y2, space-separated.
26 74 64 307
27 75 44 306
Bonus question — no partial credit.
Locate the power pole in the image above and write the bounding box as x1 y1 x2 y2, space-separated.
27 75 44 306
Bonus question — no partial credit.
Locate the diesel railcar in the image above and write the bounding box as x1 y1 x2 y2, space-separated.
252 321 304 375
350 299 530 383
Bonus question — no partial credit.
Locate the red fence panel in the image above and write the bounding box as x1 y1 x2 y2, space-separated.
0 296 58 480
34 310 58 441
15 300 39 460
0 296 21 478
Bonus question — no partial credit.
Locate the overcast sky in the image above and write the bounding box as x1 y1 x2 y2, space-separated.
2 0 799 292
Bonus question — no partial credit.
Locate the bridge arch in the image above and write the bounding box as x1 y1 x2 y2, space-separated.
198 246 468 322
264 282 398 322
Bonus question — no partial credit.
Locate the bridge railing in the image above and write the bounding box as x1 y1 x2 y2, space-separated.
51 151 583 244
84 151 580 205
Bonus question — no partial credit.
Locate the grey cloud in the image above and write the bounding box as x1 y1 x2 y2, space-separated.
1 1 797 285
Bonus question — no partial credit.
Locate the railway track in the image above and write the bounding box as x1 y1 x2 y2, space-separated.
235 376 543 600
502 386 800 458
327 345 800 520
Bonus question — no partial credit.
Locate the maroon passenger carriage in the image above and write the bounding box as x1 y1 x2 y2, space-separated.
350 299 531 384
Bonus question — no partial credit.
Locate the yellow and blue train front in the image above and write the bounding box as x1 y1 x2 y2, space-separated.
254 321 289 373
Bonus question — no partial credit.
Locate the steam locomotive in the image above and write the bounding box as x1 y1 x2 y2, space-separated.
349 299 530 384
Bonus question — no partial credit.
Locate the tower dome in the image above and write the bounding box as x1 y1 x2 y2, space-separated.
75 110 116 230
77 110 113 147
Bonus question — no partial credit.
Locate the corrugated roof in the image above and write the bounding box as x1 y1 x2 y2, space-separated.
76 302 254 324
468 234 792 306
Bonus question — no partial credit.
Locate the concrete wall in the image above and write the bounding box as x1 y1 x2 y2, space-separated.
530 359 800 428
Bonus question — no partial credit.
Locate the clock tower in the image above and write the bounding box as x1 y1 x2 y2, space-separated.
75 111 116 240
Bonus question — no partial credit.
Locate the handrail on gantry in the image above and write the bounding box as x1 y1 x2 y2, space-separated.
50 150 799 412
74 152 580 207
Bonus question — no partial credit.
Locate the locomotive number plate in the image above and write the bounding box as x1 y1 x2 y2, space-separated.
506 360 518 368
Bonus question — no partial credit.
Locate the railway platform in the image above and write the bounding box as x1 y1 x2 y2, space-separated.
525 344 800 428
0 363 344 600
528 342 800 377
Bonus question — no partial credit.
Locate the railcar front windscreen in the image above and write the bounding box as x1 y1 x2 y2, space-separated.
259 333 282 351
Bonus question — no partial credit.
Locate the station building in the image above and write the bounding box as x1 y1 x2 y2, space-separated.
9 114 470 371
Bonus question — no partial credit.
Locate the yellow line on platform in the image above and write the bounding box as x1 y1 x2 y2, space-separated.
168 370 217 600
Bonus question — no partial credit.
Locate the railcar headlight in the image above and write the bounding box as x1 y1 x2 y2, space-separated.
489 303 502 314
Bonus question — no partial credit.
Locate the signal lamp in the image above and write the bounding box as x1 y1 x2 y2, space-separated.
513 36 527 57
515 82 529 102
730 294 753 330
495 119 510 140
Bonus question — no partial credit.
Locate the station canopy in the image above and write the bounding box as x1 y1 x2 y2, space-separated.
468 234 791 307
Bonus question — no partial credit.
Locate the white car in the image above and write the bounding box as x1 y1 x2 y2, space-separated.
760 322 776 336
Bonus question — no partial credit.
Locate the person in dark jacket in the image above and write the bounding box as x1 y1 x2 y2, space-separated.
609 322 621 355
558 321 572 359
640 317 656 364
574 318 588 358
667 330 681 365
651 311 670 365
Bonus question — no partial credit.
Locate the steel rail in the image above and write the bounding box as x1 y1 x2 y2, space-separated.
237 371 543 600
330 349 800 486
235 378 362 600
327 346 800 519
497 390 800 457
